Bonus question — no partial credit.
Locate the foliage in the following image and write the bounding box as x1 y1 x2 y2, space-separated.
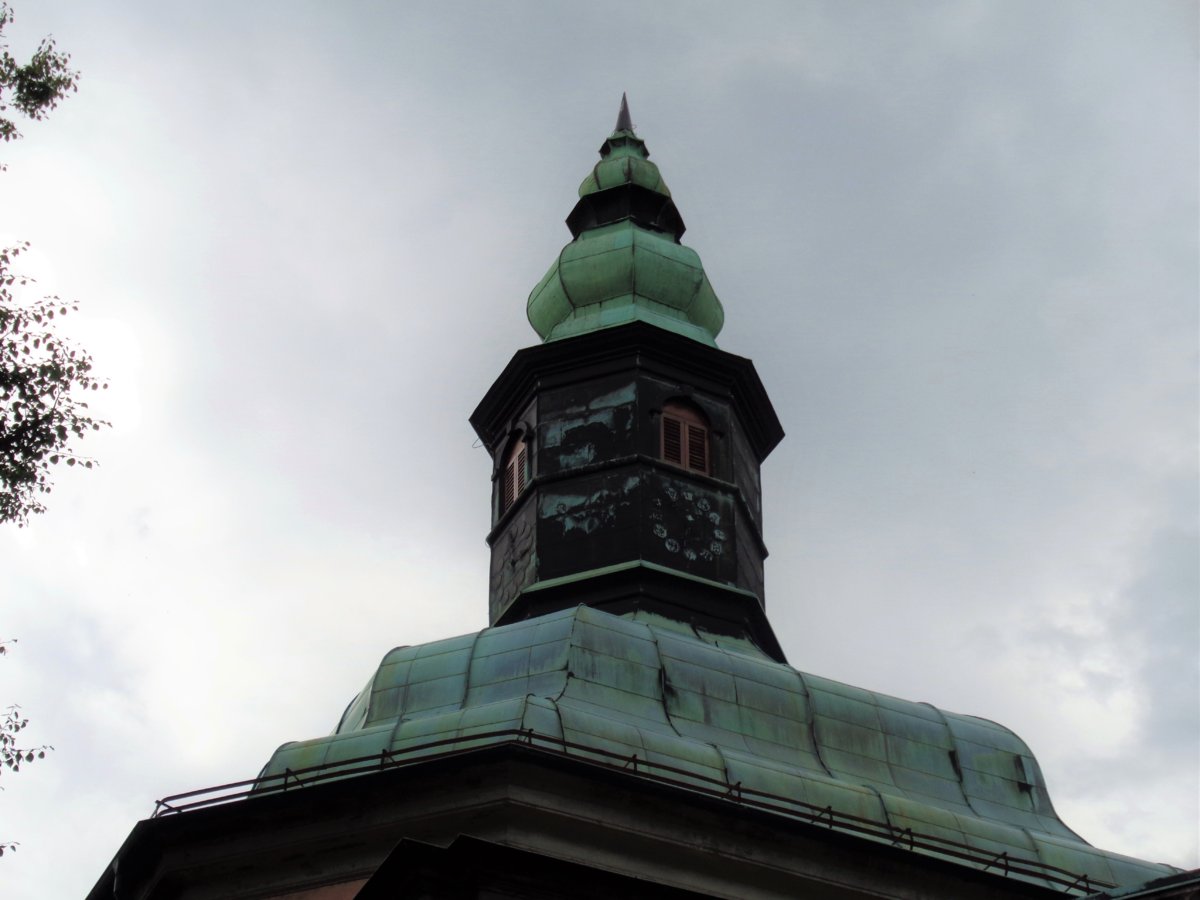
0 641 51 857
0 707 48 776
0 3 78 144
0 2 81 858
0 6 101 526
0 243 107 524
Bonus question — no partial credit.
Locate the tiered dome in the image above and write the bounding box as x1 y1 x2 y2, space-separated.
527 95 725 347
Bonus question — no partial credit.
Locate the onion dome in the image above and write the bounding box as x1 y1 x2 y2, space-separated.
527 95 725 347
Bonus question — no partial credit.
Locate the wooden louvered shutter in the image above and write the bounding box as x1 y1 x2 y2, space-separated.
501 437 528 514
501 461 516 512
662 416 683 465
662 401 711 475
687 424 708 474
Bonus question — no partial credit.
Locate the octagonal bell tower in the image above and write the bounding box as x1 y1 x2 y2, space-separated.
471 97 786 660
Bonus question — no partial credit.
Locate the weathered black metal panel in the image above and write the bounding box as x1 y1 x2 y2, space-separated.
490 496 538 623
729 416 762 528
735 505 765 602
536 466 642 580
479 323 781 634
537 378 637 477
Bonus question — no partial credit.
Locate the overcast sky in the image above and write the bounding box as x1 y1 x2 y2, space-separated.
1 2 1196 896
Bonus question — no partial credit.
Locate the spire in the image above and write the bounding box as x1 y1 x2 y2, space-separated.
614 92 633 134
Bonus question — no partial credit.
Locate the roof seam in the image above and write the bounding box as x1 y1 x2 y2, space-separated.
459 626 487 710
646 628 686 741
1019 824 1063 892
557 606 586 703
860 782 898 836
918 701 986 820
867 687 920 803
653 624 742 796
794 669 837 780
555 248 577 312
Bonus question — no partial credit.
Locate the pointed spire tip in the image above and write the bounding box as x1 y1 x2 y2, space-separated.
615 92 633 133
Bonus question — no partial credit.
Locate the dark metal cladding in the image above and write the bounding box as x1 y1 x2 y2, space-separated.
472 321 786 660
565 182 686 240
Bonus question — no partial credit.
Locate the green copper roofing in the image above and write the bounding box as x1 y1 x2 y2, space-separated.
527 96 725 347
261 604 1175 893
577 94 672 200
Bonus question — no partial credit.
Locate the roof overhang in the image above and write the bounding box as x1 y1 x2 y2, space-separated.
88 743 1076 900
471 321 784 463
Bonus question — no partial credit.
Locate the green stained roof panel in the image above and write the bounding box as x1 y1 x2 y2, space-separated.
415 632 476 659
574 615 660 665
793 771 890 822
380 645 421 666
803 673 878 705
259 604 1177 892
556 701 647 753
818 721 891 763
470 646 535 682
884 767 973 810
810 689 886 731
475 620 545 656
375 659 414 690
456 697 527 731
732 704 808 748
951 812 1040 856
877 705 956 748
366 686 403 725
403 672 465 711
885 792 969 830
571 646 660 698
883 735 958 776
819 747 896 787
659 655 737 703
522 696 564 739
967 797 1050 832
561 680 668 725
741 735 824 773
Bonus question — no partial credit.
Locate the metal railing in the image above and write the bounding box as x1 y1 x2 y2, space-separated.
152 728 1113 896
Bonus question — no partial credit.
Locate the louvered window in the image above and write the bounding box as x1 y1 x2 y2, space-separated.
661 402 710 475
663 416 683 464
500 437 528 514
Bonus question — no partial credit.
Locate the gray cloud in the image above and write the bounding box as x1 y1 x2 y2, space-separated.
0 1 1194 893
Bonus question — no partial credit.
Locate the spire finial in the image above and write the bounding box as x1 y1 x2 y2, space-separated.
615 92 633 133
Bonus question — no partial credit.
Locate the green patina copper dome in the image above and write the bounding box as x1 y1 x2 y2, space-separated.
528 96 725 346
260 603 1177 894
576 109 672 199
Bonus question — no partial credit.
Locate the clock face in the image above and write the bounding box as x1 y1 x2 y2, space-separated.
648 472 732 579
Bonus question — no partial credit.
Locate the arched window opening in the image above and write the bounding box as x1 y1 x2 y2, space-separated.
500 436 529 514
661 401 709 475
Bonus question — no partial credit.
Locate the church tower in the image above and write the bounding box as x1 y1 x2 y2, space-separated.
472 96 786 659
86 99 1186 900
